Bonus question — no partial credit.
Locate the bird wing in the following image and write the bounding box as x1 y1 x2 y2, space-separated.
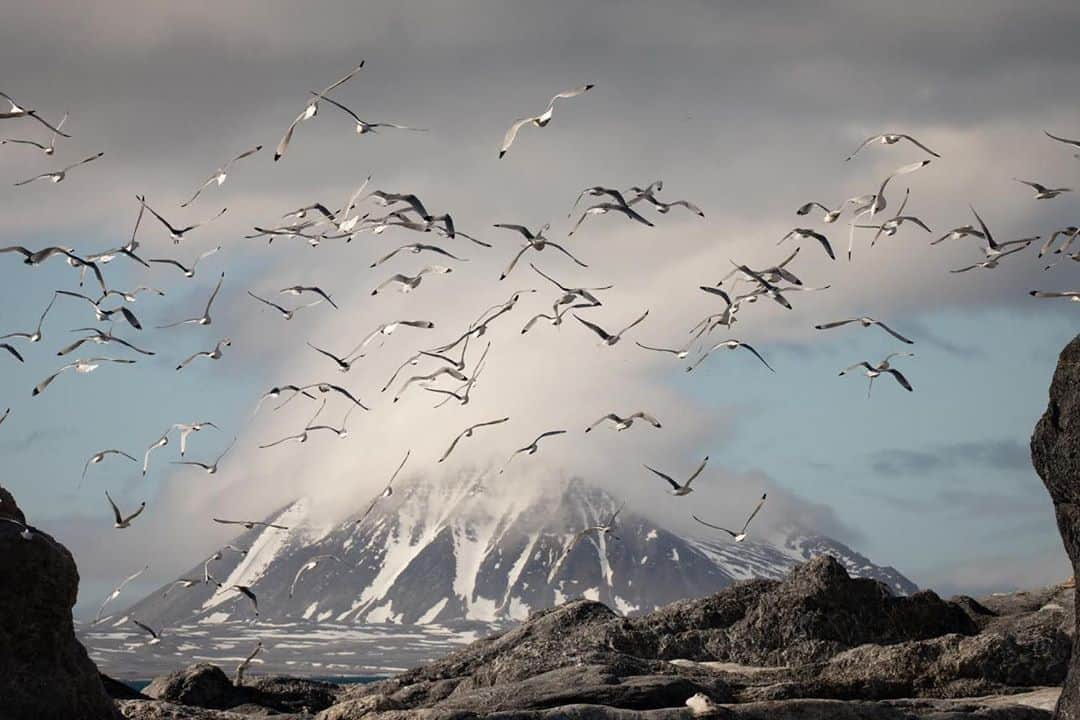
691 514 738 538
872 320 914 344
885 368 914 392
32 366 69 395
63 152 103 173
644 464 682 491
844 134 883 161
898 134 940 157
616 310 650 338
1 343 24 362
685 456 709 487
319 62 365 95
499 116 534 157
574 314 612 341
105 491 124 524
699 286 732 305
740 494 768 534
275 108 309 161
1044 131 1080 148
203 273 225 315
546 241 589 268
814 319 858 330
492 223 535 240
739 342 775 372
634 341 679 355
586 414 620 431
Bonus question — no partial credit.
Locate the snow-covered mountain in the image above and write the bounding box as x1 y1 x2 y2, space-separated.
117 474 916 629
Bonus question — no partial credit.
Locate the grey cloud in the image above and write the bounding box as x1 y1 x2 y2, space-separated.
870 439 1031 476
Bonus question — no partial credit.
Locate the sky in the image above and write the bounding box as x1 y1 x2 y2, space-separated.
0 1 1078 618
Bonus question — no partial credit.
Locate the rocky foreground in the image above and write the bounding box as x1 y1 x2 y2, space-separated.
109 555 1072 719
4 334 1079 719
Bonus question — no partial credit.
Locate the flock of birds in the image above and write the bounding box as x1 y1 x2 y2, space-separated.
0 67 1077 656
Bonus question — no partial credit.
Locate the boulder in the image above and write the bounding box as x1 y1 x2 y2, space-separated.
0 483 120 719
244 675 342 713
1031 334 1080 720
145 664 244 710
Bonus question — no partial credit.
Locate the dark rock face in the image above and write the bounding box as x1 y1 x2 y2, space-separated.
0 483 120 720
1032 334 1080 720
144 664 341 714
606 555 976 666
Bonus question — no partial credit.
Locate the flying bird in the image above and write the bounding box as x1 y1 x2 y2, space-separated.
310 91 427 135
494 223 588 279
574 310 649 346
779 228 835 260
248 290 322 320
371 266 452 295
230 585 259 617
149 246 221 278
279 285 338 309
235 642 263 686
1014 178 1072 200
845 133 940 161
1030 290 1080 303
131 619 161 645
289 554 342 597
1 111 67 155
171 437 237 475
645 456 708 496
181 145 262 207
106 491 145 529
275 62 365 161
357 450 410 525
157 273 224 328
94 564 149 624
499 430 567 474
0 92 70 136
32 357 135 396
586 412 662 433
138 195 226 243
499 84 594 158
686 340 773 373
14 152 102 186
176 338 231 371
213 518 289 531
840 352 915 396
81 449 138 485
692 493 767 542
813 317 913 344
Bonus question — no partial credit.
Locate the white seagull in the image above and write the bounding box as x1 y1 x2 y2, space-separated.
289 554 342 598
645 456 708 496
499 430 567 474
586 412 662 433
1 111 67 155
692 493 767 542
32 357 135 396
171 437 237 475
181 145 263 207
14 152 103 187
574 310 649 346
686 340 773 373
138 195 226 243
274 62 365 161
81 449 138 485
157 273 224 328
840 352 915 396
357 450 410 525
813 317 913 344
0 92 71 136
371 266 452 295
94 564 149 624
106 491 145 529
845 133 940 161
149 246 221 279
176 338 231 371
499 84 594 158
1030 290 1080 303
1014 178 1071 200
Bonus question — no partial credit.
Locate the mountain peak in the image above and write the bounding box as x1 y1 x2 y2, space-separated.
115 474 915 628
